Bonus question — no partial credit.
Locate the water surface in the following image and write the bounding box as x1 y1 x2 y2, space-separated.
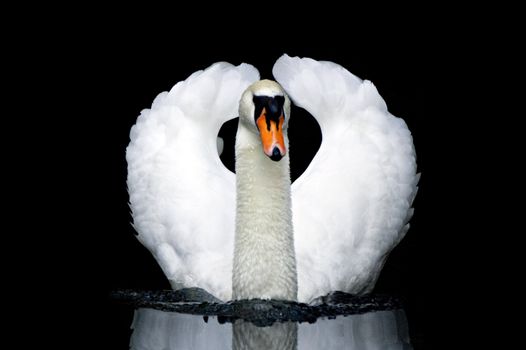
113 289 413 349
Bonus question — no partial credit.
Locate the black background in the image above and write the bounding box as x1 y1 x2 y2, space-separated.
35 34 429 348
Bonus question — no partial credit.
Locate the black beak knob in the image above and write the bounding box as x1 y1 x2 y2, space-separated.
270 147 283 161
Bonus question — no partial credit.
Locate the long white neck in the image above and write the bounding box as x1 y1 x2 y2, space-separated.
232 123 297 301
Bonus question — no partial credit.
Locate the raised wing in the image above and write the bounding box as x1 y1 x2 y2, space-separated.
273 55 419 302
126 62 259 300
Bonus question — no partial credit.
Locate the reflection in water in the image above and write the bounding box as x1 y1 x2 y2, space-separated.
130 308 411 349
234 321 297 350
130 309 231 349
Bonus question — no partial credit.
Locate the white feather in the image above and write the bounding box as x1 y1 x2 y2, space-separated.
273 54 419 301
127 62 259 300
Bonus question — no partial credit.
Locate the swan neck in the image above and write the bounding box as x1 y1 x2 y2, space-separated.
232 125 297 301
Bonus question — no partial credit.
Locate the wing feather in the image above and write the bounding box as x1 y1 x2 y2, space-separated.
274 55 419 301
127 62 259 300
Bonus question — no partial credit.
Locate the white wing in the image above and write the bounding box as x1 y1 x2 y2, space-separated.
273 55 419 302
126 62 259 301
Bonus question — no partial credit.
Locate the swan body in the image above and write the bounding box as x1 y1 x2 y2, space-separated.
126 55 419 302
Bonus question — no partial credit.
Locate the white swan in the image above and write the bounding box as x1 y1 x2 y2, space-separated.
126 54 419 303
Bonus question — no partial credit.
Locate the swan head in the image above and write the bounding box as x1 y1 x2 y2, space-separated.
239 80 291 162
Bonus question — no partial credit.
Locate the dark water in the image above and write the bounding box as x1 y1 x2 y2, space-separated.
113 289 414 349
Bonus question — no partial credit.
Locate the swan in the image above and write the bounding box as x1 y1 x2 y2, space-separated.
126 54 419 303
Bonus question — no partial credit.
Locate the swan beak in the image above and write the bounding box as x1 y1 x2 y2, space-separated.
256 112 286 161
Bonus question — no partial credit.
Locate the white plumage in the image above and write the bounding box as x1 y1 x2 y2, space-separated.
274 56 419 300
126 55 419 303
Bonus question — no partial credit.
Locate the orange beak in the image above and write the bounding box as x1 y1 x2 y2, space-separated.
256 108 286 161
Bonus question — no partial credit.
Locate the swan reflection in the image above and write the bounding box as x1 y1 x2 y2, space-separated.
130 308 411 349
